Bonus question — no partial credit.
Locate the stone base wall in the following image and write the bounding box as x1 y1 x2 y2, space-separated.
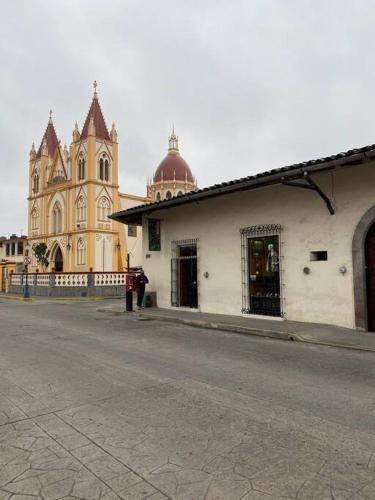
8 283 125 297
8 272 128 298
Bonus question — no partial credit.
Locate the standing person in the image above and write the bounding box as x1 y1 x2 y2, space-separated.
135 270 149 310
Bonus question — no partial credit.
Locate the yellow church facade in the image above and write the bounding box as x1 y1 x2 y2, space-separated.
27 85 147 273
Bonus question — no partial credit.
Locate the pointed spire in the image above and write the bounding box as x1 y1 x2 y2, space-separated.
110 122 118 143
72 121 80 142
36 111 59 158
168 127 179 153
29 143 36 160
81 83 110 141
63 143 68 161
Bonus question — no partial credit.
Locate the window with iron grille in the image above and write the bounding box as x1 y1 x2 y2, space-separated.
241 224 282 317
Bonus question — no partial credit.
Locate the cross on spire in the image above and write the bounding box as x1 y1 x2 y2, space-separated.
93 80 98 97
49 109 53 122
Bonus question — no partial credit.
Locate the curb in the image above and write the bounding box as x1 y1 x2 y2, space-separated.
0 295 33 302
140 313 298 342
297 335 375 353
97 308 375 354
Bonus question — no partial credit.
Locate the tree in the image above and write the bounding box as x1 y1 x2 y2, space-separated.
33 243 49 271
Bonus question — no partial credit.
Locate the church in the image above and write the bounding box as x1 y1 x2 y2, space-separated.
27 84 197 274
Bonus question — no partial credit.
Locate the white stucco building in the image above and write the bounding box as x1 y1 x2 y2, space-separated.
111 143 375 332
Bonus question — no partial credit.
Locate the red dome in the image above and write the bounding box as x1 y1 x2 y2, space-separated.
154 152 194 183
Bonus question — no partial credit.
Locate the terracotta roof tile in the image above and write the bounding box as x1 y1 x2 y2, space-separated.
81 96 110 141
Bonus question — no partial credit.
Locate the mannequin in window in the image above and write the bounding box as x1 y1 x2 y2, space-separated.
266 243 279 273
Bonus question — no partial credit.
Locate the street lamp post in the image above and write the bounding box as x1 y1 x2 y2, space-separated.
23 242 31 299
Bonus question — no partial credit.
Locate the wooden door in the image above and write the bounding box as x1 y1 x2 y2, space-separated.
365 224 375 331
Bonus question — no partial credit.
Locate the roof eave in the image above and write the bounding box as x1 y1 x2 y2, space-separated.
109 149 373 225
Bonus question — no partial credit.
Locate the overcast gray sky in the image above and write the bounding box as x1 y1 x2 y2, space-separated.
1 0 375 236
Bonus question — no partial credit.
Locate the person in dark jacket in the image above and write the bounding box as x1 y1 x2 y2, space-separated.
135 270 149 309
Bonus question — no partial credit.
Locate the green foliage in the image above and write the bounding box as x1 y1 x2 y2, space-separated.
33 242 49 271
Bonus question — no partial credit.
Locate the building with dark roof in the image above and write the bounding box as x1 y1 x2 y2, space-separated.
111 140 375 332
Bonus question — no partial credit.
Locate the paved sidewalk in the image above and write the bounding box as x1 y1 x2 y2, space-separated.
99 305 375 353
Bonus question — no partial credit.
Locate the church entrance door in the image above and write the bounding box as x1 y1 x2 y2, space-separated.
54 246 63 273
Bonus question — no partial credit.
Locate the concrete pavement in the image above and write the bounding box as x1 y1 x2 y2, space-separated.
1 299 375 499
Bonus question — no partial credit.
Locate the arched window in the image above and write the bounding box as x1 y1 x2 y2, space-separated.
97 196 111 221
31 207 39 230
52 201 62 233
99 158 104 180
98 154 110 181
156 192 161 202
76 195 86 222
165 191 172 200
78 155 85 181
77 238 86 265
33 174 39 193
177 190 183 197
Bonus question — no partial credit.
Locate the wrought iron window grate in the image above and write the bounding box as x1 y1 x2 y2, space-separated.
241 224 282 317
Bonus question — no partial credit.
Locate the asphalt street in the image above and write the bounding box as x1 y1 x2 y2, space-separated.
0 298 375 499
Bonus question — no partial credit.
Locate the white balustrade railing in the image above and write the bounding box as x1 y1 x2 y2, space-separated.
55 274 88 287
36 274 50 286
9 272 130 288
94 273 127 286
10 274 22 286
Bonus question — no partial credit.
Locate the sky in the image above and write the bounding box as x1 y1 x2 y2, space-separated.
1 0 375 236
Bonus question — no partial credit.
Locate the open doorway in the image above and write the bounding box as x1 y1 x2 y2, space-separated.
171 240 198 308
